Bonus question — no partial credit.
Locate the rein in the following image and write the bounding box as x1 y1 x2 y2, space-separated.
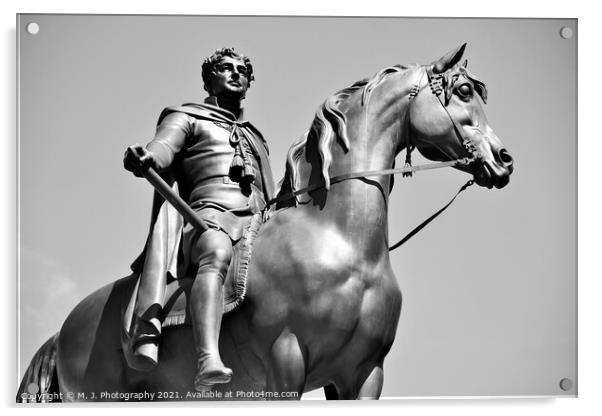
268 157 474 206
267 159 475 251
267 65 481 251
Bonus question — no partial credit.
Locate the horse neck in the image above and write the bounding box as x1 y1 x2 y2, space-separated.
315 72 413 251
329 71 412 197
342 79 410 178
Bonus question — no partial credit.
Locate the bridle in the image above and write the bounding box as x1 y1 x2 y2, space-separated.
268 65 483 250
424 66 483 161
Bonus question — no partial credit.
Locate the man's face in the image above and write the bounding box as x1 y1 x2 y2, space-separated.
209 56 250 100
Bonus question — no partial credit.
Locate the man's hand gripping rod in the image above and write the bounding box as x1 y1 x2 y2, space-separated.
142 167 209 233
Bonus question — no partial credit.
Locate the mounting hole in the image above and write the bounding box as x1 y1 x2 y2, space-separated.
26 22 40 35
26 383 39 394
559 378 573 391
559 26 573 39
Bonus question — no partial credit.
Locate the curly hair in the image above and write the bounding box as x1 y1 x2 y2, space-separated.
201 47 255 94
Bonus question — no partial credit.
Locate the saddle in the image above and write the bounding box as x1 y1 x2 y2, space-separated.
121 207 265 371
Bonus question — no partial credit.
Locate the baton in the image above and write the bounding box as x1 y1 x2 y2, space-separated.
142 167 209 232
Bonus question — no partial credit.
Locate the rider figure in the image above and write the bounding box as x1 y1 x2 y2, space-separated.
124 47 275 390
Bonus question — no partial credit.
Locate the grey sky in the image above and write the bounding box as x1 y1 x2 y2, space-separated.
18 15 576 398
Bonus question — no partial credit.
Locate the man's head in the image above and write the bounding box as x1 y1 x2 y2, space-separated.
201 47 254 100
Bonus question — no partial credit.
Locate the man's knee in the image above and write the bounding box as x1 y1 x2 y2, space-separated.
196 247 232 281
210 247 232 266
193 231 233 271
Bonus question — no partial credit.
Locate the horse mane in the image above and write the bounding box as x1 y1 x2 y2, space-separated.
278 65 408 204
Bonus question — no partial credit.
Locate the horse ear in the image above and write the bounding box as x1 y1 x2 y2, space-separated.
431 43 467 74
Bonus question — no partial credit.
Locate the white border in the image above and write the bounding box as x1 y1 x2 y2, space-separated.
4 1 600 415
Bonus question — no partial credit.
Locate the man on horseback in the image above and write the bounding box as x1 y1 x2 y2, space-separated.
124 47 275 390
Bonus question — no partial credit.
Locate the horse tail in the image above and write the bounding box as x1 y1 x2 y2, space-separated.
17 333 60 403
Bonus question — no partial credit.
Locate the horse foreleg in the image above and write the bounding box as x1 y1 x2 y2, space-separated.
332 365 384 400
356 365 383 399
323 384 339 399
265 328 305 400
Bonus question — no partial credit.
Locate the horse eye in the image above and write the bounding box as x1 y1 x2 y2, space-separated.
457 84 473 97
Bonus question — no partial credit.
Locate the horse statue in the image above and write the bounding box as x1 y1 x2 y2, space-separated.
18 44 513 402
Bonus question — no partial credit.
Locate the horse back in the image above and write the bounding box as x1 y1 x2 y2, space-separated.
56 274 139 394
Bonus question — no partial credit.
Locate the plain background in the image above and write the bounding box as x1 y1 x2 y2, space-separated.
3 0 601 415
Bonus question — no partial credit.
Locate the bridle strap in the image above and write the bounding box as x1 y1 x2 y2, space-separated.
426 67 482 158
388 179 474 251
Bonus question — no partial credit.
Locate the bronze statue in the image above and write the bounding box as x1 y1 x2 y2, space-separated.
18 44 513 401
123 47 275 390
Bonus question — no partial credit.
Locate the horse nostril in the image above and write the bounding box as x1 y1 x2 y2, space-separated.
498 148 513 166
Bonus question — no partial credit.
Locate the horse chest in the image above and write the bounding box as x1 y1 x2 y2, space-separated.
304 268 396 334
300 272 400 378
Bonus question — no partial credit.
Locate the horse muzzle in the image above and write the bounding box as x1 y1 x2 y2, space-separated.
472 147 514 189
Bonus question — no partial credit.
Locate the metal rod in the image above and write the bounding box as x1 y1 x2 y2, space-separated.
142 167 208 232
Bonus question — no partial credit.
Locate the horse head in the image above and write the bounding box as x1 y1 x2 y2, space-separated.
408 44 514 188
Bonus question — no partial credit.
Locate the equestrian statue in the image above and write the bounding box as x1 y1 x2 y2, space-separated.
18 43 513 402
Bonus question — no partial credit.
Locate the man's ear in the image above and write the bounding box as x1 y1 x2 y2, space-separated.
206 71 217 95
